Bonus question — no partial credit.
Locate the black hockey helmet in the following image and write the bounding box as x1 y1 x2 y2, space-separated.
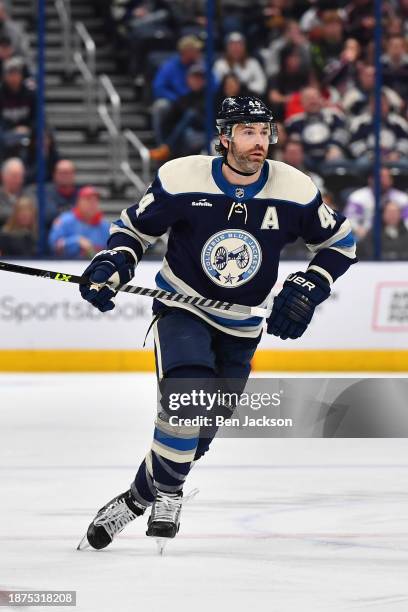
216 96 278 144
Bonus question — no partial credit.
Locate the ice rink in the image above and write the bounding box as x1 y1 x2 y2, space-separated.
1 373 408 612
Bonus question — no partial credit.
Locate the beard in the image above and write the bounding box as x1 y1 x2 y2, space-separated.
229 141 268 173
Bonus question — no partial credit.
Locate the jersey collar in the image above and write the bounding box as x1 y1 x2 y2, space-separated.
212 157 269 200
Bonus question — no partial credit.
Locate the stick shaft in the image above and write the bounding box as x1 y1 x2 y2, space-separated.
0 261 268 317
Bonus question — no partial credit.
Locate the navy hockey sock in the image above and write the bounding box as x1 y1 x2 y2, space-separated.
132 366 217 501
131 456 156 507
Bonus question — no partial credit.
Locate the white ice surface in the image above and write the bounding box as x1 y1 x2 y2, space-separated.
1 374 408 612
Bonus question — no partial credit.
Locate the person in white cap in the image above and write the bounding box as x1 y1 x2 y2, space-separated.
213 32 267 96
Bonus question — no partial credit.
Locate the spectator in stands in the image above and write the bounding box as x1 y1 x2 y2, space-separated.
281 139 325 194
381 35 408 100
267 45 312 121
400 0 408 38
123 1 170 28
310 10 345 81
298 0 346 34
123 0 174 79
344 167 408 240
0 33 14 74
0 1 30 68
24 132 60 218
358 201 408 261
385 16 404 38
345 0 376 46
348 92 408 170
342 63 403 116
0 195 37 256
322 37 361 96
299 2 321 33
214 73 250 116
26 128 60 184
284 86 347 172
0 57 36 161
0 157 26 226
168 0 208 35
220 0 265 41
48 186 110 259
45 159 79 220
213 32 267 96
261 20 311 78
150 62 206 161
151 35 203 146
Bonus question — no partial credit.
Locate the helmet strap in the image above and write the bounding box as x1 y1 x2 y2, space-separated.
223 160 259 176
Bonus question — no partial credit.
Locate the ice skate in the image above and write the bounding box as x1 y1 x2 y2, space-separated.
146 488 199 554
146 490 183 540
77 489 145 550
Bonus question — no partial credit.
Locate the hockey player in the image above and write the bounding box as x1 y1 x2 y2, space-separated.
77 96 356 550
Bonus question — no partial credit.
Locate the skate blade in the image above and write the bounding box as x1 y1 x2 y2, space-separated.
184 487 199 503
156 537 168 556
76 534 90 551
150 488 200 555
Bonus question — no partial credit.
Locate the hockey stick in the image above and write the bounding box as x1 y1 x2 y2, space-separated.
0 261 269 318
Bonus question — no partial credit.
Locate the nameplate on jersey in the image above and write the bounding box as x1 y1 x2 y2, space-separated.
201 229 262 288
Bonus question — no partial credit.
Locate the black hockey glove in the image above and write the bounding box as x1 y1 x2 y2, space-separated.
79 250 135 312
267 271 331 340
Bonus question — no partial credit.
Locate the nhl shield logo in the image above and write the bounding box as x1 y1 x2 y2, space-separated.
235 187 245 199
201 229 262 288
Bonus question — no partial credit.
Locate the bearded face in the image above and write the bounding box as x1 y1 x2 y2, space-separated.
223 123 270 173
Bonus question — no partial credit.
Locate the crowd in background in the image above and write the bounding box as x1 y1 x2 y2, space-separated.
1 0 408 260
96 0 408 260
0 0 110 259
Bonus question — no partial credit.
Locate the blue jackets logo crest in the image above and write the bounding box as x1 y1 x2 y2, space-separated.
201 229 262 288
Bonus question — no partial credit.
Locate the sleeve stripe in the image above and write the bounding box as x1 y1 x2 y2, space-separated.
113 246 139 264
328 245 357 259
306 219 352 253
309 248 357 283
108 231 144 262
330 231 356 248
120 210 159 245
110 224 148 253
307 265 334 285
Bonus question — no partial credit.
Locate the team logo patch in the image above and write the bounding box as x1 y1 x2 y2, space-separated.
235 187 245 199
201 229 262 288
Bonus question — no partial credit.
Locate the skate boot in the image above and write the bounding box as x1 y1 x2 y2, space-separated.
77 489 146 550
146 490 183 540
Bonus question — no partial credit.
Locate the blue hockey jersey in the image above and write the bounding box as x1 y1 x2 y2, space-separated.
108 156 356 337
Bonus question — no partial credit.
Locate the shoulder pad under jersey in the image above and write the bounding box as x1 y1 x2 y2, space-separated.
157 155 223 196
256 160 319 205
